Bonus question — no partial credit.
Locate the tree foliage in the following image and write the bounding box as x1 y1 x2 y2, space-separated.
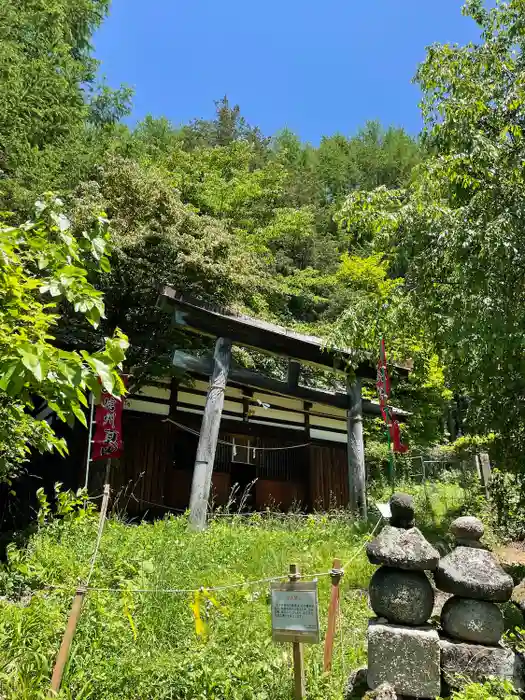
63 156 270 375
0 195 128 478
338 0 525 459
0 0 131 211
1 0 452 479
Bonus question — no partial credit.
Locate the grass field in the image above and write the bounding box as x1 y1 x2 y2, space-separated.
0 483 466 700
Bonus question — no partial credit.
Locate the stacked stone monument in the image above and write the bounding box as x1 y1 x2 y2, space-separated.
365 493 442 698
348 502 525 699
436 516 523 690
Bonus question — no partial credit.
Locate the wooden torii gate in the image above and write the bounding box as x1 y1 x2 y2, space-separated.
159 288 409 530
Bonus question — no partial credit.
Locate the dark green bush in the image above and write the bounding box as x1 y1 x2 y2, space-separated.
489 469 525 541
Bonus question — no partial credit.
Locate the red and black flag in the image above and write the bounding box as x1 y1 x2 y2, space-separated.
376 339 407 454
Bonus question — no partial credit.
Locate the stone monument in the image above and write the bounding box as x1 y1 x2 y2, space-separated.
365 493 442 698
436 516 523 691
346 501 525 700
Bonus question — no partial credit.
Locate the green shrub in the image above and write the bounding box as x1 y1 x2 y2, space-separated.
449 678 519 700
489 469 525 541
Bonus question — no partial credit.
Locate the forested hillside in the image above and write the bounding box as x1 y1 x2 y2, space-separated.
3 0 525 481
5 2 525 699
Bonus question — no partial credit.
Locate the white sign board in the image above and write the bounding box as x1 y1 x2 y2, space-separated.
271 581 320 643
375 501 392 520
479 452 492 485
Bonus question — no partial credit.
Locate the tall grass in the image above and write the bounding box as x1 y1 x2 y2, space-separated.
0 483 467 699
0 509 374 700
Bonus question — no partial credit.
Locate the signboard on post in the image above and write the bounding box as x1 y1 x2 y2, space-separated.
91 388 125 461
271 580 320 644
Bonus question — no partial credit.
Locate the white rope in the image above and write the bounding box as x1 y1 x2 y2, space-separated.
41 519 380 597
340 516 382 572
163 418 310 451
45 569 336 596
129 495 356 518
130 497 185 513
87 493 105 501
85 484 111 587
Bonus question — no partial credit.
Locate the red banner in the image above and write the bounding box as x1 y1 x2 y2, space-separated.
390 419 408 454
91 386 125 461
376 339 408 454
376 338 390 402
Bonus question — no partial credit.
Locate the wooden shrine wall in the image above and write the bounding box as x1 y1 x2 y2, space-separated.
110 413 348 514
309 444 349 509
109 414 167 510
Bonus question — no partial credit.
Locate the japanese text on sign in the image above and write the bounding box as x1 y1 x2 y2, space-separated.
91 381 126 461
271 582 320 643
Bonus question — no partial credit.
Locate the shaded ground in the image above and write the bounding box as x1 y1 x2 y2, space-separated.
496 543 525 584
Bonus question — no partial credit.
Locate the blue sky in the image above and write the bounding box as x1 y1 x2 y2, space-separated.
94 1 481 143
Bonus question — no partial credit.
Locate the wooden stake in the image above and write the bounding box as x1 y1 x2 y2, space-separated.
189 337 232 530
293 640 305 700
347 377 367 519
289 564 306 700
49 479 111 696
323 558 343 672
49 587 86 695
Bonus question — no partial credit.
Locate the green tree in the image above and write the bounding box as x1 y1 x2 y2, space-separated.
256 207 319 274
0 194 128 479
62 156 271 377
167 141 286 231
0 0 131 212
272 129 320 208
273 121 420 208
180 96 270 157
338 0 525 458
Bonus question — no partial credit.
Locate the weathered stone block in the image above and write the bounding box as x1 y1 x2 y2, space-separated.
389 492 415 529
367 619 440 698
440 638 524 690
435 547 514 601
450 516 484 543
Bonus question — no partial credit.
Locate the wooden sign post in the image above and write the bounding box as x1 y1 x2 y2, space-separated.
271 564 320 700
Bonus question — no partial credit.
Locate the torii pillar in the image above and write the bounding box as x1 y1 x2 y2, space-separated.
188 337 232 530
347 376 367 520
